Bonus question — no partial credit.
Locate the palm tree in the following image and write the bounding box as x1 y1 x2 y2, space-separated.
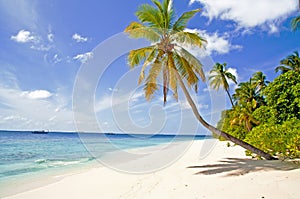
125 0 276 160
230 102 260 132
275 51 300 74
209 62 237 107
233 80 265 109
234 82 256 105
251 71 269 93
291 15 300 31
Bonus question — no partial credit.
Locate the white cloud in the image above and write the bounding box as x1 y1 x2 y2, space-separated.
180 99 208 111
0 79 75 131
53 54 62 64
21 90 53 99
73 52 93 63
184 29 242 56
95 92 131 113
95 95 113 113
190 0 298 32
72 33 88 42
11 30 38 43
227 67 239 85
268 24 279 34
202 31 242 55
179 101 191 110
0 70 19 89
10 30 54 51
129 90 145 103
108 87 119 92
30 44 52 51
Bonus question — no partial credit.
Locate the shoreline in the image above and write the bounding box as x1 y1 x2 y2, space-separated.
1 138 198 197
0 159 100 198
4 139 300 199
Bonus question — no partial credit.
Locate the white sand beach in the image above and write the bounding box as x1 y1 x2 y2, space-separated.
4 139 300 199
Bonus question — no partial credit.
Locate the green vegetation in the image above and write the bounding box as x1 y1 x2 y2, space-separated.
216 51 300 159
291 15 300 31
275 51 300 74
245 118 300 159
125 0 277 160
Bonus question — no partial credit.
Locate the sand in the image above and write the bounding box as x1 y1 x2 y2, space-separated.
4 139 300 199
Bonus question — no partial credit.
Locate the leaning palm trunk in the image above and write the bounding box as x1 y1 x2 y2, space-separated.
175 70 277 160
225 88 235 107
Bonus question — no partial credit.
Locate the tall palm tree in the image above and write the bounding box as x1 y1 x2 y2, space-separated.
250 71 269 106
291 15 300 31
275 51 300 74
209 62 237 107
234 82 256 105
230 102 260 132
125 0 276 160
251 71 269 93
233 81 265 109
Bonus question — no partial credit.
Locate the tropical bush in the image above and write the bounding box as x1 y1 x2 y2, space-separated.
252 106 277 124
263 70 300 123
245 118 300 159
215 53 300 159
217 110 248 140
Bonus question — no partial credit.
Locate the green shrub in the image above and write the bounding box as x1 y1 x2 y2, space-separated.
252 106 277 124
216 110 248 140
263 70 300 123
245 118 300 159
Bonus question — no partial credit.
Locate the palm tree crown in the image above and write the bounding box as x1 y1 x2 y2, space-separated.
234 81 262 107
251 71 269 93
234 82 257 105
209 62 237 107
125 0 206 104
275 51 300 74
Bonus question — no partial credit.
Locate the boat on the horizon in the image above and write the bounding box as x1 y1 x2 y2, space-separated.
32 130 49 134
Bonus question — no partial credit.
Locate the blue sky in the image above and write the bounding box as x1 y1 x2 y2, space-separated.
0 0 299 134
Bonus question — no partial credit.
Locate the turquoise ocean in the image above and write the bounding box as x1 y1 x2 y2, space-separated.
0 130 209 196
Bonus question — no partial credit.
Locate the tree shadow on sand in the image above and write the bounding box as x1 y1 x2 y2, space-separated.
187 158 300 177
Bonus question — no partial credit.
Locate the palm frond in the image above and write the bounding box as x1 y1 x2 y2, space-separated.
171 31 206 48
276 51 300 73
275 65 290 73
152 0 163 13
291 15 300 31
167 53 178 100
144 62 163 101
222 75 230 91
225 72 237 84
173 52 189 78
138 48 159 84
136 4 164 28
175 46 205 82
154 0 175 29
173 9 201 31
124 22 161 42
173 52 199 87
127 46 157 68
162 0 171 11
209 75 222 90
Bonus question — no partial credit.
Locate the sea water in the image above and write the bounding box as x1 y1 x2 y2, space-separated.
0 131 209 194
